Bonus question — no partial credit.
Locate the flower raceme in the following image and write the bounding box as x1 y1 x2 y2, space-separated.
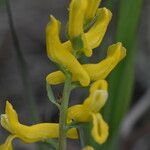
0 0 127 149
67 80 109 144
0 101 78 150
46 42 126 85
46 0 113 87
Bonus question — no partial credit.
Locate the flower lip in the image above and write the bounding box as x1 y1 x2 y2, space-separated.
1 114 10 132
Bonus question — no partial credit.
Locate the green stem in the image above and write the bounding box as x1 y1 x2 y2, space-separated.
59 73 72 150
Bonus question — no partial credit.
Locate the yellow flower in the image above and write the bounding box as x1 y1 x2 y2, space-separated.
0 135 16 150
68 0 87 38
68 0 92 57
85 8 112 50
67 79 109 144
68 0 111 57
82 145 94 150
46 42 126 85
0 101 78 148
46 15 90 86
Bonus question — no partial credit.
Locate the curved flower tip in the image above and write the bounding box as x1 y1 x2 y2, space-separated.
90 79 108 93
46 15 90 86
68 0 87 38
0 135 16 150
46 71 65 85
91 113 109 144
84 80 108 112
82 145 94 150
82 42 126 81
85 7 112 50
107 42 126 61
1 101 19 133
85 0 102 23
46 15 61 60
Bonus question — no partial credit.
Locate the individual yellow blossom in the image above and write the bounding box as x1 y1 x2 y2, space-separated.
0 135 16 150
85 8 112 49
82 145 94 150
67 80 109 144
0 101 78 149
46 15 90 86
63 7 112 56
68 0 92 57
68 0 111 57
46 42 126 85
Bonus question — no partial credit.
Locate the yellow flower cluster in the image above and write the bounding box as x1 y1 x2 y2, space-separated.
0 0 126 149
46 0 126 87
45 0 126 146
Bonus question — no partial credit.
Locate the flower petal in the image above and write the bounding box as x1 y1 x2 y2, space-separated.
46 42 126 85
1 101 19 133
0 135 16 150
91 113 108 144
82 145 94 150
84 80 108 112
46 16 90 86
85 8 112 49
68 0 93 57
80 42 126 81
68 105 90 122
90 79 108 93
85 0 101 23
68 0 87 38
15 123 77 143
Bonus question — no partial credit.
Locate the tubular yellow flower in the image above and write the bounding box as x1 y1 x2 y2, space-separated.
46 42 126 85
68 0 92 57
82 145 94 150
0 135 16 150
68 0 87 38
46 15 90 86
68 1 111 57
67 80 109 144
85 8 112 49
63 7 112 56
0 101 78 148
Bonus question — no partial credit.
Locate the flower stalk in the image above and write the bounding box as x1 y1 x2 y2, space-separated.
59 72 72 150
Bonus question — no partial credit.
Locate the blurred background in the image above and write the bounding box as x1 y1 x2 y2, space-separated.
0 0 150 149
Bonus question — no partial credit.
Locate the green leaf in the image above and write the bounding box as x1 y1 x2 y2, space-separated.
82 0 144 149
46 83 60 109
105 0 143 134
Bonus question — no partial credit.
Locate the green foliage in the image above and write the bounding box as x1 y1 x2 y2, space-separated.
0 0 5 6
81 0 144 149
102 0 144 149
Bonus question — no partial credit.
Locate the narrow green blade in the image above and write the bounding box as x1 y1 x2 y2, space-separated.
81 0 144 149
102 0 144 149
